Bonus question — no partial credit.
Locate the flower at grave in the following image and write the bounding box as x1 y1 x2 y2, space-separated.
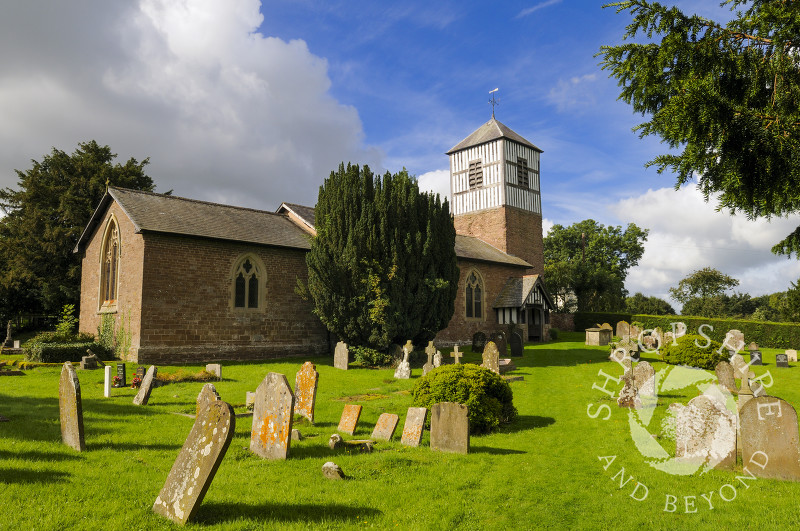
113 376 122 386
131 376 142 389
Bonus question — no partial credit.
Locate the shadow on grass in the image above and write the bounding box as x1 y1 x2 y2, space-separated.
499 415 555 434
195 502 381 524
0 449 81 462
0 468 70 484
85 442 183 452
521 349 601 368
469 446 526 455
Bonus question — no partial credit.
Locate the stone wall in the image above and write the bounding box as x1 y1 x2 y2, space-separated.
550 313 575 332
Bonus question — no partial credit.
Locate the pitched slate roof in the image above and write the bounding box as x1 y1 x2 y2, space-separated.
447 117 542 154
493 275 554 309
74 187 313 253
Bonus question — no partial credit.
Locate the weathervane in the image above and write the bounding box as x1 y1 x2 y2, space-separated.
489 88 499 118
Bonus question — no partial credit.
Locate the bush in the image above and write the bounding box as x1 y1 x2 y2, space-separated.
661 333 727 370
351 345 394 367
23 330 112 363
411 364 517 435
549 328 559 341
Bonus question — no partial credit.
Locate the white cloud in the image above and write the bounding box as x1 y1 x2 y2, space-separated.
542 218 554 236
0 0 381 210
517 0 563 19
547 73 597 112
417 169 450 203
612 186 800 304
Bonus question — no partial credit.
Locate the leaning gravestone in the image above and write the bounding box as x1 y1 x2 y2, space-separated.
196 383 221 417
616 321 630 340
394 346 411 379
59 362 85 452
430 402 469 454
152 400 235 525
786 349 798 363
250 373 294 460
617 371 641 409
776 353 789 368
338 404 362 435
715 361 737 394
510 331 523 357
334 341 349 370
490 332 507 356
133 366 157 405
481 341 500 374
674 389 736 470
371 413 399 441
80 355 97 370
739 396 800 481
294 362 319 423
472 332 487 354
633 361 655 398
401 407 427 447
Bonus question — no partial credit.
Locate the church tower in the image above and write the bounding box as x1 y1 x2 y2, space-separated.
447 117 544 273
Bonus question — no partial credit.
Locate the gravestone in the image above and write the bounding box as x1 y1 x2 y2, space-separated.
328 433 343 450
616 321 630 339
152 400 235 525
196 383 221 417
776 353 789 368
394 346 411 379
294 361 319 423
80 355 97 370
245 391 255 409
401 407 427 447
749 342 759 352
433 351 442 368
338 404 362 435
481 341 500 374
629 324 641 341
731 354 748 379
737 368 756 411
133 366 157 405
633 361 655 398
672 322 686 338
115 363 126 387
472 332 487 354
490 332 507 356
674 390 736 470
715 361 736 393
786 349 798 363
59 362 85 452
430 402 469 454
403 340 414 357
422 348 435 376
250 372 294 460
450 345 463 364
135 366 146 380
334 341 349 370
13 340 19 349
104 366 112 398
585 328 612 346
599 322 613 330
724 329 745 352
205 363 221 379
322 462 345 480
617 371 641 409
424 341 436 362
749 350 763 366
739 396 800 481
663 331 675 347
371 413 399 441
510 331 523 357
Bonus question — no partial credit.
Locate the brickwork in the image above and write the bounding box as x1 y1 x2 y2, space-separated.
550 313 575 332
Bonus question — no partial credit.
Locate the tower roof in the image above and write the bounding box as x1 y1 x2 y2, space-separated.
446 117 542 154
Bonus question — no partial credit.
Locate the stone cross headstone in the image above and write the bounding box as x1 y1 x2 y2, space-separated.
481 341 500 374
403 340 414 357
115 363 126 387
104 365 113 398
371 413 399 441
152 400 235 525
250 372 294 460
776 353 789 368
616 321 631 340
338 404 362 435
730 354 748 379
294 361 319 423
133 366 157 405
394 346 411 379
433 351 442 368
205 364 221 379
786 349 798 363
739 396 800 481
422 348 435 376
196 383 221 417
450 345 463 364
59 362 85 452
425 341 436 361
490 332 507 356
674 389 736 470
715 361 736 393
749 350 763 366
633 361 656 398
430 402 469 454
401 407 427 447
334 341 349 370
510 331 523 357
471 332 486 354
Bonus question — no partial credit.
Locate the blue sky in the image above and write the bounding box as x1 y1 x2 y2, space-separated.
0 0 797 307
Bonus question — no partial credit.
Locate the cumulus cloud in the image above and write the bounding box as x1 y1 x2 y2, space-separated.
0 0 380 210
417 169 450 203
612 186 800 303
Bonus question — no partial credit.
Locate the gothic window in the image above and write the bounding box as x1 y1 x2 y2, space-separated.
468 160 483 189
232 256 263 309
100 219 120 309
517 157 529 188
465 270 483 319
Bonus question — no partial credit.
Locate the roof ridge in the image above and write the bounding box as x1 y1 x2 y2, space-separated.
109 186 287 218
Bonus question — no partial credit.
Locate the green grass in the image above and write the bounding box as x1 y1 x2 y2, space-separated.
2 334 800 530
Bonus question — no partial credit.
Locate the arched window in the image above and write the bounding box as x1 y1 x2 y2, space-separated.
465 270 483 319
232 255 264 309
100 219 120 308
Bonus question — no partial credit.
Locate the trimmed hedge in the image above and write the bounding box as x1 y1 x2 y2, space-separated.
661 333 728 370
573 312 632 331
351 346 394 367
24 342 113 363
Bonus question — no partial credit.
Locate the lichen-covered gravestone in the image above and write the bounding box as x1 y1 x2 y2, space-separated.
510 331 523 357
715 361 736 393
196 383 221 417
250 373 294 460
739 396 800 481
294 361 319 423
481 341 500 374
334 341 349 370
430 402 469 454
674 389 737 470
724 329 745 352
371 413 399 441
338 404 362 435
59 362 85 452
422 345 436 376
786 349 798 363
633 361 655 399
471 332 486 354
152 400 235 525
401 407 427 447
133 365 157 405
617 371 641 409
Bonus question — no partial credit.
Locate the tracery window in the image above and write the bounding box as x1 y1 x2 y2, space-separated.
232 256 263 309
100 220 120 308
465 270 483 319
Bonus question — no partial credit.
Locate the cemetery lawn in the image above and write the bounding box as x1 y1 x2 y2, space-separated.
2 334 800 530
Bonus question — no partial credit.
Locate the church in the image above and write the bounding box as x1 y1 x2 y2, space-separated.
75 117 554 363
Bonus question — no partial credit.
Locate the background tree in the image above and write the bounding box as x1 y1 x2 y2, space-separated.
669 267 739 305
599 1 800 255
544 219 647 312
0 141 154 316
304 163 459 350
624 292 675 315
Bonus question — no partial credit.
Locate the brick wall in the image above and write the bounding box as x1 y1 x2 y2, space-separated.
550 313 575 332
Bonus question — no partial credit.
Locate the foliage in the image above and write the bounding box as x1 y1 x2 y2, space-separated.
156 369 217 384
305 163 459 350
572 311 632 331
544 219 647 312
55 304 79 337
98 313 115 352
24 341 113 363
599 1 800 254
549 328 559 340
661 333 727 370
669 267 739 305
625 292 674 315
411 364 516 434
0 141 154 314
351 345 394 367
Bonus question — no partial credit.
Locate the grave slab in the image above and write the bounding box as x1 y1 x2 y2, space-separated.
338 404 362 435
371 413 399 441
401 407 427 447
